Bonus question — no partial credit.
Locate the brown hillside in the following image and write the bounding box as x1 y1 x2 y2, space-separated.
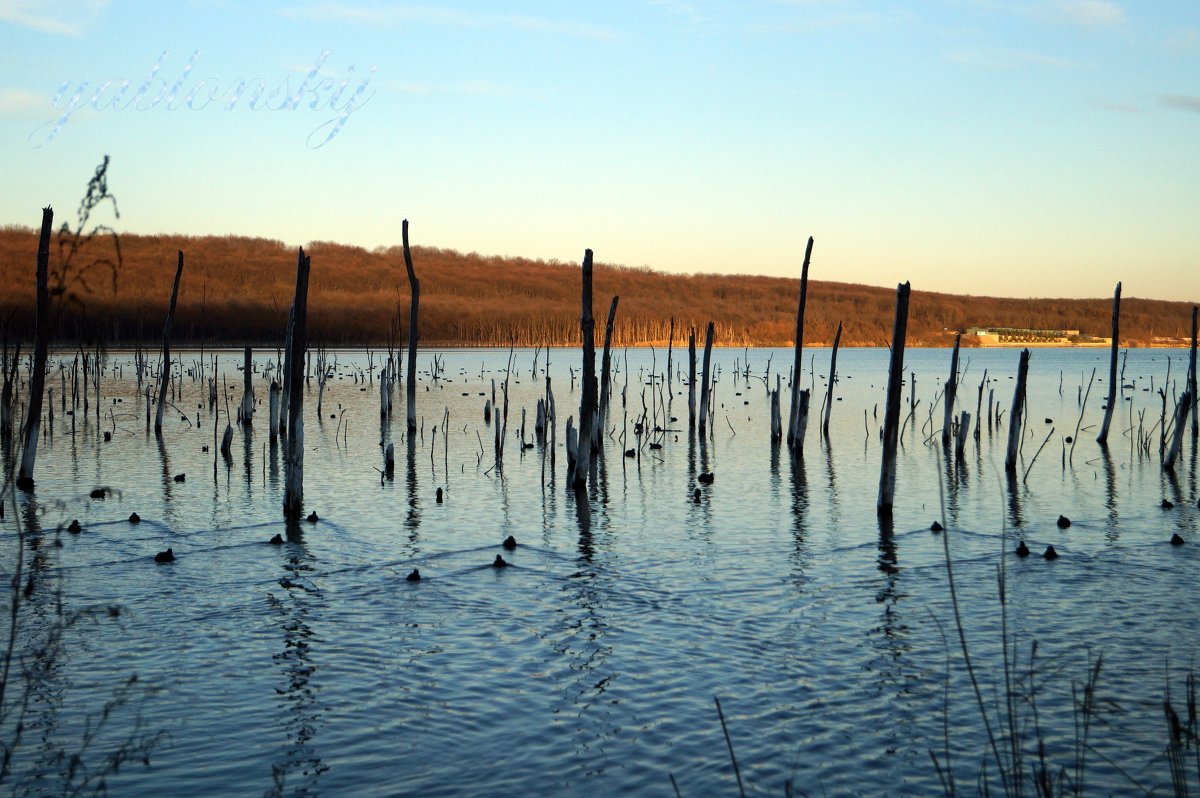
0 226 1193 348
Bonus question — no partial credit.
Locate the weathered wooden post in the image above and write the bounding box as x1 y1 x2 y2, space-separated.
698 321 715 436
876 282 910 516
942 332 961 446
268 380 280 438
1165 391 1191 471
770 375 782 442
574 249 597 490
16 207 52 491
687 328 697 431
1005 348 1030 473
1096 282 1121 445
154 251 184 436
283 248 311 521
787 237 814 450
955 411 971 458
403 219 419 434
666 316 675 399
822 321 842 438
599 296 619 419
240 345 254 425
1189 306 1197 438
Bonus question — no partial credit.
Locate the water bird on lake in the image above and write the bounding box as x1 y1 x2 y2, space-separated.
129 512 141 524
174 473 185 483
68 519 82 534
307 511 319 523
493 555 509 568
625 449 636 458
1043 545 1058 560
436 487 444 503
1016 540 1030 557
154 548 174 563
90 488 105 499
503 535 517 550
930 521 944 532
1056 515 1071 529
1065 436 1073 444
202 445 209 452
406 568 421 582
1171 533 1185 546
698 472 714 484
103 431 112 442
269 534 284 545
1162 499 1175 509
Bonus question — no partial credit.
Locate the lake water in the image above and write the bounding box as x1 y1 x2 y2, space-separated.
3 345 1198 796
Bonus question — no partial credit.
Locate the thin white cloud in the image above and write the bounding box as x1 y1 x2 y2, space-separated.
283 3 619 41
949 47 1092 69
0 0 109 35
1165 26 1199 55
1049 0 1125 29
1162 94 1200 113
0 88 49 114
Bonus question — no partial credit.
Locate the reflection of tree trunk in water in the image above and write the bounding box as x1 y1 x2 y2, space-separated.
789 451 809 566
405 435 420 542
243 426 255 498
157 435 176 528
268 436 280 491
1099 445 1118 541
573 489 592 562
267 555 326 795
1005 470 1024 530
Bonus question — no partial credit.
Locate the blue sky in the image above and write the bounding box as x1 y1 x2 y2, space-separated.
0 0 1196 302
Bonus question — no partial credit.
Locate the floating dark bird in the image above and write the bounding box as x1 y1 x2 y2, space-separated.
269 534 284 545
103 431 112 442
90 488 105 499
1043 545 1058 560
202 445 209 452
625 449 636 458
1015 540 1030 557
1044 418 1053 424
1064 436 1073 444
173 473 185 483
1171 533 1185 546
406 568 421 582
154 548 174 563
930 521 944 532
1056 515 1071 529
1162 499 1175 509
436 487 444 503
503 535 517 550
68 519 82 534
493 555 508 568
698 472 714 484
129 512 141 524
307 511 319 523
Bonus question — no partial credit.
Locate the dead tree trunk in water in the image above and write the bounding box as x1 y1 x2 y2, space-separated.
403 220 419 433
1165 391 1191 472
574 249 596 491
16 207 52 491
787 237 814 451
1189 306 1197 439
687 328 696 431
154 251 184 436
698 321 715 436
942 332 961 446
1096 282 1121 445
240 346 254 425
666 317 675 399
1005 349 1030 473
822 321 842 438
599 296 619 420
283 248 311 521
877 281 910 516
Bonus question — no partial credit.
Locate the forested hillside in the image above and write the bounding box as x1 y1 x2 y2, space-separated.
0 226 1193 347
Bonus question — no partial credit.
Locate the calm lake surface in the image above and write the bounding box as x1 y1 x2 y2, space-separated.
4 345 1198 796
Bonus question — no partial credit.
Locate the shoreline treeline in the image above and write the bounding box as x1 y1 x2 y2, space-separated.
0 226 1193 347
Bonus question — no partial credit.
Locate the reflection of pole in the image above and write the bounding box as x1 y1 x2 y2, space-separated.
1096 282 1121 445
1189 306 1197 438
16 208 52 490
877 282 910 516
